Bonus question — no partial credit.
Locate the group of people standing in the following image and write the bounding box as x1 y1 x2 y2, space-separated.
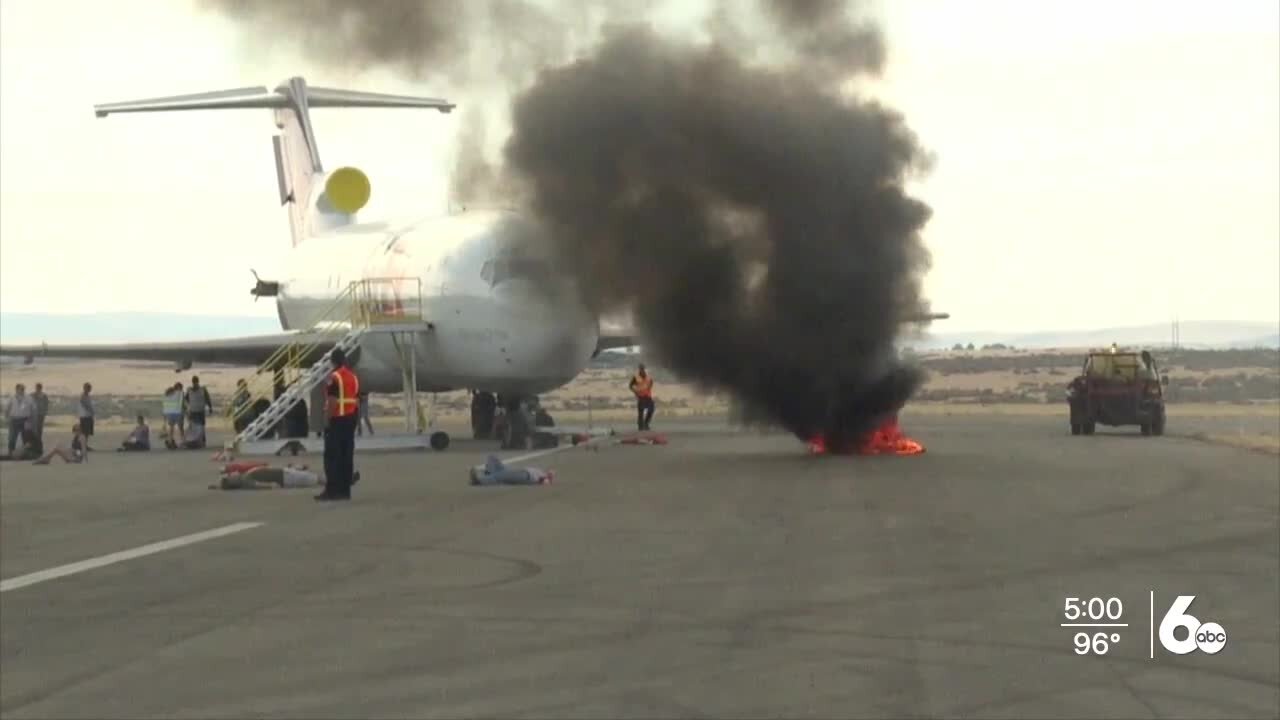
4 381 96 463
5 382 49 458
161 377 214 449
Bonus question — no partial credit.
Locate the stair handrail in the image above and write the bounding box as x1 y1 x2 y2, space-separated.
348 276 424 327
227 276 425 430
227 282 362 426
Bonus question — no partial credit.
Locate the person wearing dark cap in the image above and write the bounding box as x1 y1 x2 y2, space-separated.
318 347 360 501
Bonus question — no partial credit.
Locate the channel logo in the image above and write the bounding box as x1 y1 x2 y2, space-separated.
1158 595 1227 655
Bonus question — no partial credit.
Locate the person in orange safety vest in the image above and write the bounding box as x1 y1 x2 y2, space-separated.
318 348 360 501
628 363 656 431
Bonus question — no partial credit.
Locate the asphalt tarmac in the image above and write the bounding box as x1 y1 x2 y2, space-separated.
1 413 1277 719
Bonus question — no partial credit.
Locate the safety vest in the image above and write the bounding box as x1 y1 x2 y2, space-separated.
632 373 653 398
330 366 360 418
162 392 182 415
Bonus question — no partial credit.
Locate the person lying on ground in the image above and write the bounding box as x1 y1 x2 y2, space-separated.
33 423 86 465
470 455 554 486
212 463 361 490
119 415 151 452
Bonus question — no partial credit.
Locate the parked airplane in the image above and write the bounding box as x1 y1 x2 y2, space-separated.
0 76 632 440
0 76 948 444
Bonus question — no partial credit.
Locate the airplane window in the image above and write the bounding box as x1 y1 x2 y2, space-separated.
492 259 511 285
491 257 550 286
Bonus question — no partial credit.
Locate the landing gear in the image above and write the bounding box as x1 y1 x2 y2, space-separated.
490 395 556 450
471 391 496 439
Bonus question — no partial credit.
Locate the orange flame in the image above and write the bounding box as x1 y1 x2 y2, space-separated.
807 414 925 456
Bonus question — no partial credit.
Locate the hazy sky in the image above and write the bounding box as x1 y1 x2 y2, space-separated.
1 0 1276 333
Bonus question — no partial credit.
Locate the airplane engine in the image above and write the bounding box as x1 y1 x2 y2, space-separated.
315 166 371 216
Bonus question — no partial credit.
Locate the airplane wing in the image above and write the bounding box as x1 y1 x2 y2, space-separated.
595 333 636 353
592 311 951 355
595 313 637 354
0 331 335 368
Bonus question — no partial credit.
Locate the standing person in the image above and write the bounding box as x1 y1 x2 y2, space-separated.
78 382 95 451
184 376 213 445
317 348 360 502
232 379 252 434
31 382 49 442
5 384 34 458
173 382 187 439
357 390 374 436
162 384 183 447
628 363 656 431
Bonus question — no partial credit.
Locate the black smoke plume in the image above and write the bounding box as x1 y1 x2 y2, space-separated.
202 1 935 447
200 0 579 87
200 0 468 82
504 24 932 446
760 0 886 78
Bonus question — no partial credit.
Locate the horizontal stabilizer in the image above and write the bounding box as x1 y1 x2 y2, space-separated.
304 86 454 112
91 76 455 247
95 86 280 117
95 83 455 118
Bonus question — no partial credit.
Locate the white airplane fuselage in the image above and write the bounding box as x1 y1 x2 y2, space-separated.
59 77 616 402
278 209 600 396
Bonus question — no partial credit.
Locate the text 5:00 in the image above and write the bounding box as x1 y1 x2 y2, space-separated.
1065 597 1122 621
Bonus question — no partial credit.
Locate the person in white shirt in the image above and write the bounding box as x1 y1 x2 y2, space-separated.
78 382 95 450
5 383 35 458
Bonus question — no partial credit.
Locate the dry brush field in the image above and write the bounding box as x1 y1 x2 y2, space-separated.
3 347 1276 452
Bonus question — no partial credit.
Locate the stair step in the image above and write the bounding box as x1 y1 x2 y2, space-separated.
231 328 368 446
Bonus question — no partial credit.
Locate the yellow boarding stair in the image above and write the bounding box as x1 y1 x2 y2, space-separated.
225 277 428 451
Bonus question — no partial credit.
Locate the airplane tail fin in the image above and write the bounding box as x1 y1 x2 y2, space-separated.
94 77 454 246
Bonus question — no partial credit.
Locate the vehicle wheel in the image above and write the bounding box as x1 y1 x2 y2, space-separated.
1083 422 1096 435
1140 423 1151 436
1071 423 1081 436
430 431 450 451
1153 413 1165 436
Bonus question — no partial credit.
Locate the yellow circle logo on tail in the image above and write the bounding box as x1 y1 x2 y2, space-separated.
324 166 371 214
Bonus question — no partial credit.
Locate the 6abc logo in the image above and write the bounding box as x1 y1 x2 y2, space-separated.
1158 595 1227 655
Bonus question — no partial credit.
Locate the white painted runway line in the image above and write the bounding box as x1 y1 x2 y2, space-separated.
467 434 613 476
0 522 264 594
503 443 587 464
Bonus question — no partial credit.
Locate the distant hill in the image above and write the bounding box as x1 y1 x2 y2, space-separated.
2 313 1276 352
0 313 280 344
908 321 1280 351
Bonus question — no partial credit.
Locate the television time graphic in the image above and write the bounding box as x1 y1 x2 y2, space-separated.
1062 597 1127 655
1061 594 1228 658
